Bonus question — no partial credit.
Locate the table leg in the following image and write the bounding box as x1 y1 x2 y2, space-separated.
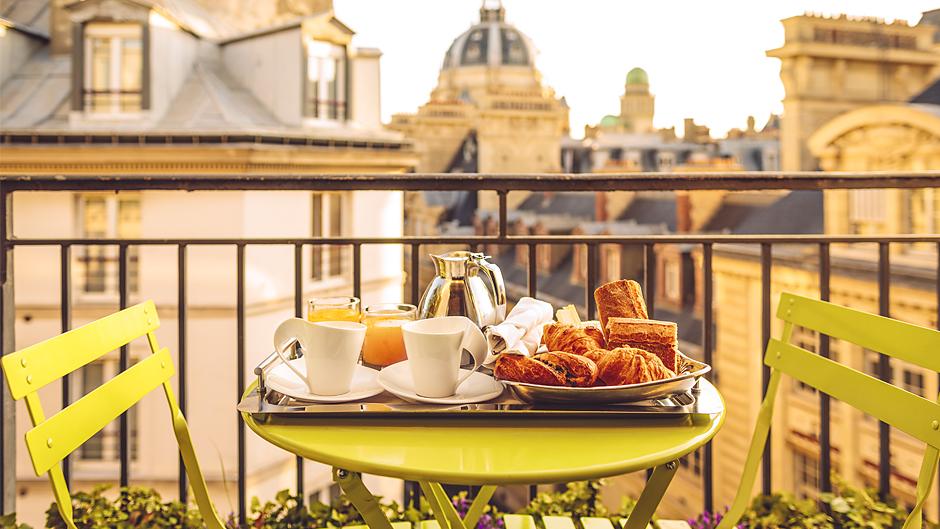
417 482 497 529
333 468 394 529
623 461 679 529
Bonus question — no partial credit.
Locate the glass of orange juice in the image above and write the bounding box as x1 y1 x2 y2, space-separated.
362 304 416 367
307 297 361 323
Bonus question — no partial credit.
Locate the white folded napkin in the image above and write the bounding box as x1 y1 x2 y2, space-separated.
484 297 554 364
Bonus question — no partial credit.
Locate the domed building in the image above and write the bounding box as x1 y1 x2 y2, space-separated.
592 67 655 135
389 1 569 181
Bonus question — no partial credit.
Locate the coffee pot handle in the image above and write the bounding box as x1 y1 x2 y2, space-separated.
476 258 506 322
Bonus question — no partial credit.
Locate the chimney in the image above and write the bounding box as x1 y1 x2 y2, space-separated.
50 0 74 55
595 192 608 222
676 192 692 233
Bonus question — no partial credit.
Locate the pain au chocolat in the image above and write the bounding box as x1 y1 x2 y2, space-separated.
605 317 679 373
494 351 597 387
594 280 649 333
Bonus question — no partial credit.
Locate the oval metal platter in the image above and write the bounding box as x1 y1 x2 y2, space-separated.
501 353 711 404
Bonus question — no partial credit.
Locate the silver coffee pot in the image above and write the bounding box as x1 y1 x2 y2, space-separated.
417 251 507 327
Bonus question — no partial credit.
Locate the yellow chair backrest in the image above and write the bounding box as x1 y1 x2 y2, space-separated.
1 300 224 529
718 293 940 529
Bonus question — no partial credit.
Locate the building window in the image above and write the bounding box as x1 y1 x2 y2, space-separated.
793 452 819 499
792 326 819 395
77 359 139 461
909 189 936 234
679 449 702 477
663 259 680 302
902 368 926 397
848 189 886 234
77 194 140 295
304 40 346 120
311 193 345 280
500 29 528 65
461 28 487 65
84 22 143 113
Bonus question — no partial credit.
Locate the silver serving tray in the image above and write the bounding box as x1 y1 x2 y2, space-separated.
501 354 711 404
242 350 721 420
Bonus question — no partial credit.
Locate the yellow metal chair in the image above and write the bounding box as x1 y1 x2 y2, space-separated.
1 300 225 529
718 293 940 529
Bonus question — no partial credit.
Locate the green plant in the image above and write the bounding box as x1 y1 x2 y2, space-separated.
45 485 204 529
741 492 830 528
522 480 608 520
0 513 32 529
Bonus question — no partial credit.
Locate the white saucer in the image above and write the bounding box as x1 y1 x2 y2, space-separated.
377 361 504 405
267 359 383 403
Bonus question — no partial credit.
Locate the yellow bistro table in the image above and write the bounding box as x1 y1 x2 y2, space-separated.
241 379 725 529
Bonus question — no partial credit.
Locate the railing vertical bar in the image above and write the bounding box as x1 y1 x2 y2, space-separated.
411 244 421 305
528 244 537 297
498 190 508 239
760 242 772 495
293 243 304 502
353 243 362 299
937 242 940 519
0 184 10 516
586 244 598 320
60 245 72 489
702 242 714 514
644 243 656 316
818 243 831 495
877 242 891 499
118 243 129 487
177 244 188 503
236 243 247 525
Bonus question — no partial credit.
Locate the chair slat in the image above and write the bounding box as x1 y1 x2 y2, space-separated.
543 516 577 529
776 293 940 372
504 514 539 529
2 300 159 399
581 518 615 529
766 339 940 447
25 347 174 475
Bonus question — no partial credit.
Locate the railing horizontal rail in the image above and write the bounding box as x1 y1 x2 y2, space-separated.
2 171 940 192
11 234 940 245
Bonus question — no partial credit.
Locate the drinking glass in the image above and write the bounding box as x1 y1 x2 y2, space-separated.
362 303 417 367
307 297 361 323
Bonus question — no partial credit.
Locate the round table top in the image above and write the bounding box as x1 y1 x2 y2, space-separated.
242 380 725 485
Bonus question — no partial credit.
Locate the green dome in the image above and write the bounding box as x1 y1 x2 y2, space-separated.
626 67 649 85
600 115 620 127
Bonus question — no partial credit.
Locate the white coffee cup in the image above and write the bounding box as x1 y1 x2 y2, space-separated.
401 316 488 398
273 317 366 396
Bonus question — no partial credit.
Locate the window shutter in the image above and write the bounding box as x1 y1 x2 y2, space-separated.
71 22 84 111
140 23 150 110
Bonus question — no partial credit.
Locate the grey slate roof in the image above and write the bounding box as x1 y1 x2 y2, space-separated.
617 192 676 231
1 0 49 34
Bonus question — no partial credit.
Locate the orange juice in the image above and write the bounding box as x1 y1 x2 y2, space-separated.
307 308 360 322
361 303 416 366
307 297 360 323
363 319 408 366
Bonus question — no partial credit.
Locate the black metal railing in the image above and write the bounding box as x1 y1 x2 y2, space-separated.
2 172 940 524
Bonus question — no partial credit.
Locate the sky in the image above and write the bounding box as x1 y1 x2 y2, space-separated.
333 0 939 138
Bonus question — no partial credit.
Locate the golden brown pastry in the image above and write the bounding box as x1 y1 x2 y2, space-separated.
605 317 679 373
532 351 598 387
593 347 675 386
542 323 607 355
494 354 566 386
594 280 649 334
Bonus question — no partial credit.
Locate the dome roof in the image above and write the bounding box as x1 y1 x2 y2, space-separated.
626 67 649 86
600 115 621 127
441 3 537 70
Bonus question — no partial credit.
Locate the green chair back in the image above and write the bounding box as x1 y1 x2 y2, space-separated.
1 300 225 529
718 293 940 529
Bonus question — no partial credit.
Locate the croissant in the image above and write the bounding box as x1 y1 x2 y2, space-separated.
542 323 607 355
532 351 598 387
606 318 680 373
494 354 566 386
593 347 675 386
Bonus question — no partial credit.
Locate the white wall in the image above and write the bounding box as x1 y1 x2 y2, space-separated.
350 48 382 129
0 28 43 89
221 29 302 126
148 15 200 120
